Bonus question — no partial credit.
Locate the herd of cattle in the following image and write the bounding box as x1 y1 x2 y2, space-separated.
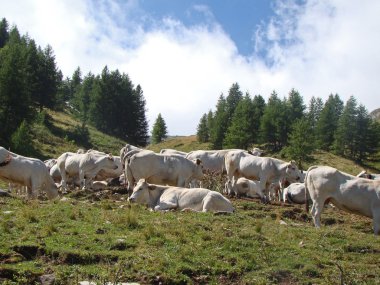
0 145 379 234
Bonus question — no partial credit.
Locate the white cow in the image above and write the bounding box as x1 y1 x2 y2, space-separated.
225 177 265 200
120 144 143 168
159 149 188 157
224 150 301 200
57 152 119 191
126 150 204 192
186 149 250 173
305 165 380 235
283 182 309 204
0 147 58 199
250 147 264 156
128 179 234 213
44 158 57 172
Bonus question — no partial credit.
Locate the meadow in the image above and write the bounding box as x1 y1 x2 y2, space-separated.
1 110 379 284
1 174 379 284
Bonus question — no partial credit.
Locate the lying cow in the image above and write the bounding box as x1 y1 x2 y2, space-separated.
57 152 119 191
305 165 380 235
0 147 58 199
224 150 301 200
283 182 309 204
126 150 204 192
225 177 265 200
128 179 234 213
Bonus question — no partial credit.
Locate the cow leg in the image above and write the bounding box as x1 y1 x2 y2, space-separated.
310 200 324 228
79 170 86 190
373 208 380 235
27 186 38 200
154 201 178 211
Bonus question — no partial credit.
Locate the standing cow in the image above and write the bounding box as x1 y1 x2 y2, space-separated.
224 150 301 201
305 165 380 235
126 150 203 192
0 147 58 199
57 152 119 191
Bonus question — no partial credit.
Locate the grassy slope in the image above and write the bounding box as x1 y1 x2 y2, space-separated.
31 109 127 159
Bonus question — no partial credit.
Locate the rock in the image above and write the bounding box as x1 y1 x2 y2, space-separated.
279 220 287 225
39 274 55 285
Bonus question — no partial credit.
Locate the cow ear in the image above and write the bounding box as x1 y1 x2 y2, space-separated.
148 185 156 191
196 158 201 165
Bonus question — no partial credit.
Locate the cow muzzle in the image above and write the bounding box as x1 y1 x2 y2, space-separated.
127 197 135 203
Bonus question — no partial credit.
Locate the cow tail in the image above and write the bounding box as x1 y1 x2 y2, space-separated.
304 165 318 213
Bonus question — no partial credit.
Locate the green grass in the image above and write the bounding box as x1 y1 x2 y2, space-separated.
1 109 380 284
0 180 379 284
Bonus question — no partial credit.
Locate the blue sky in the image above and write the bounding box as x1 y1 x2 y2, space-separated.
1 0 380 136
138 0 273 56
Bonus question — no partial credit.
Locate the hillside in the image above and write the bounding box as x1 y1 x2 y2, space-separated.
31 109 127 159
18 108 379 174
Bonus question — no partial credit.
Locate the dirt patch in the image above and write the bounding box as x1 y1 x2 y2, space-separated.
344 245 380 254
52 251 118 265
269 270 298 284
12 245 45 260
281 208 310 222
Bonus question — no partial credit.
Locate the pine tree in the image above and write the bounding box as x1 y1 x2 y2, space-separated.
251 94 266 143
130 84 149 146
0 33 33 146
197 113 209 143
223 94 254 149
151 113 168 144
282 118 315 169
315 94 343 150
333 96 357 156
259 91 287 150
10 120 33 155
355 105 379 162
210 94 227 149
0 18 9 48
307 96 324 130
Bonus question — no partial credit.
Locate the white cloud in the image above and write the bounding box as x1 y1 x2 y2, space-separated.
1 0 379 135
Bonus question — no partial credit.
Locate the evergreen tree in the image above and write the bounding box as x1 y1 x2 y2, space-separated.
354 105 379 162
76 72 95 126
10 120 33 155
130 85 149 146
197 113 209 143
0 18 9 48
315 94 343 150
151 113 168 144
0 34 33 146
37 44 59 110
223 94 254 149
225 82 243 125
259 91 287 150
282 118 315 169
333 96 358 156
210 94 227 149
307 96 324 130
251 94 266 143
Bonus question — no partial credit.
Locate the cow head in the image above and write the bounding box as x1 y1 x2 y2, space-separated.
128 179 155 206
285 161 301 182
193 159 204 179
